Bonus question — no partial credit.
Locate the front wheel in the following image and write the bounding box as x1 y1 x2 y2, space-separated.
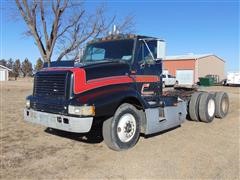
102 103 141 151
175 81 179 86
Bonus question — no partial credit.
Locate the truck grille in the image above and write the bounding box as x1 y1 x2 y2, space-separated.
31 102 65 113
34 72 68 99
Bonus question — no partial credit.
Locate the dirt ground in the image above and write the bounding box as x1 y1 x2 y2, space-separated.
0 79 239 179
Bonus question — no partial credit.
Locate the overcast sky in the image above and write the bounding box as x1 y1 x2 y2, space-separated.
0 1 239 72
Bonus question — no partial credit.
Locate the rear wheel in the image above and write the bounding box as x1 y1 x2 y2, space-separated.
215 92 229 118
102 103 140 151
189 92 203 121
199 93 216 123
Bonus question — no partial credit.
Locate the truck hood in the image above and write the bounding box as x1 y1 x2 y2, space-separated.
78 61 130 81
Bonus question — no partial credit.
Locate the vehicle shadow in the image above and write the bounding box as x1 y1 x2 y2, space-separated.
186 114 195 121
44 118 182 144
44 119 104 144
143 125 181 138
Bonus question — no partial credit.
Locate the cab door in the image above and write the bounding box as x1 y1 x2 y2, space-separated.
132 40 162 102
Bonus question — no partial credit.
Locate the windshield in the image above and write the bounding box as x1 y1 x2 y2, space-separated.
81 40 134 63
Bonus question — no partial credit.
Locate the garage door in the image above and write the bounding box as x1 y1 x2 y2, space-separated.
0 70 5 81
176 70 194 85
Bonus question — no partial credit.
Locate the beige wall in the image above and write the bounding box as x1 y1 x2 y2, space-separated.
197 56 225 81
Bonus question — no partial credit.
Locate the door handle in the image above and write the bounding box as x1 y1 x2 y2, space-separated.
140 63 145 69
130 70 136 74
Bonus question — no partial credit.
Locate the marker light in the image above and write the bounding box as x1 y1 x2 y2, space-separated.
26 99 30 109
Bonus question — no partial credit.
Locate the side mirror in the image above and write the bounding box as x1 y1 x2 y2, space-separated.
157 40 166 60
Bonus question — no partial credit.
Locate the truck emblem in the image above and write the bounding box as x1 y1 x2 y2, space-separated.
141 83 154 95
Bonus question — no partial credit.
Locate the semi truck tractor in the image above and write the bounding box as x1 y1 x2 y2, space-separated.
24 34 229 151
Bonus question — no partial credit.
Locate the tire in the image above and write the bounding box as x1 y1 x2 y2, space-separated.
198 92 216 123
222 80 227 86
214 92 229 118
189 92 203 121
162 82 165 88
102 103 140 151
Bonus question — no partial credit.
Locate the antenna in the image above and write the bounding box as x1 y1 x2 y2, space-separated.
109 25 120 35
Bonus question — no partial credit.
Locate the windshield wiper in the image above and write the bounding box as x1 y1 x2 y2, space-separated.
80 58 128 64
103 58 128 63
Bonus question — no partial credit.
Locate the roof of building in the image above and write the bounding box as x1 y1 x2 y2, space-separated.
165 53 225 62
165 53 213 60
0 65 12 71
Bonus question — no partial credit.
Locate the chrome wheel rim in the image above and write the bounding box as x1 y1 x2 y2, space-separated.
117 113 136 143
222 97 228 113
208 99 215 117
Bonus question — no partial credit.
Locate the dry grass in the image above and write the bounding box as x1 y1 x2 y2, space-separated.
0 80 239 179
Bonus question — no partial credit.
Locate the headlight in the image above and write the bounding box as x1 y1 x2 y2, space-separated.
68 105 95 116
26 99 30 108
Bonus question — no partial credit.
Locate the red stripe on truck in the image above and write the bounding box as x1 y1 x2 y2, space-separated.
42 67 160 94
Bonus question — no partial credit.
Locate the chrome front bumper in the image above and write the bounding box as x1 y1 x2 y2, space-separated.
24 109 93 133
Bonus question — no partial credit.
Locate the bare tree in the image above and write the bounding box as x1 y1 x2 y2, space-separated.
15 0 134 66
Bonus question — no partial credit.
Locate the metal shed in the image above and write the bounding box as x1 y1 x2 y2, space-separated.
163 54 225 85
0 65 12 81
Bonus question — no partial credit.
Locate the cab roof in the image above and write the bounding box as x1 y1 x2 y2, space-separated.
88 34 160 44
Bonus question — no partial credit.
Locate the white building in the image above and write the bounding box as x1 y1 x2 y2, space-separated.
0 65 12 81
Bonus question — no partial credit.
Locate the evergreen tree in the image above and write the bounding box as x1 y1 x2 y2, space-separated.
0 59 7 66
13 59 21 80
34 58 43 72
6 58 14 69
21 58 33 77
7 58 14 77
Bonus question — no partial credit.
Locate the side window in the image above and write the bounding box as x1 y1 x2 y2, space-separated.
168 75 175 78
146 41 157 59
162 74 166 78
136 43 144 63
136 41 157 63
